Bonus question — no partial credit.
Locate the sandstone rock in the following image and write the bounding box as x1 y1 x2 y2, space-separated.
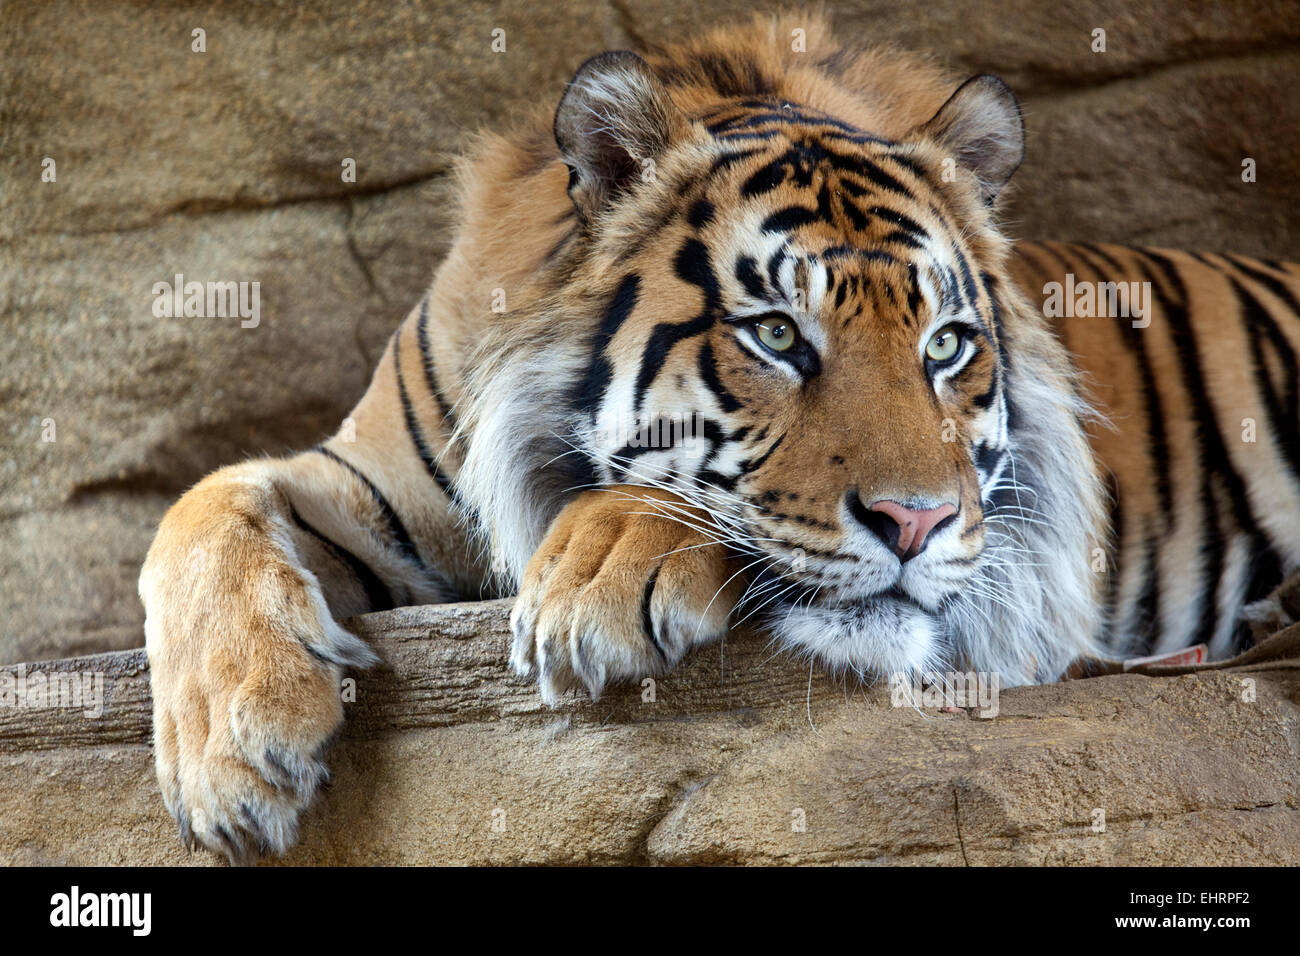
1 603 1297 865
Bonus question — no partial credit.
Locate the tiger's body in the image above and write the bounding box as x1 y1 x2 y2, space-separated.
139 15 1300 862
1015 243 1300 660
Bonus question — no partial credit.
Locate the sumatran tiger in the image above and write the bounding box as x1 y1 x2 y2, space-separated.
138 14 1300 862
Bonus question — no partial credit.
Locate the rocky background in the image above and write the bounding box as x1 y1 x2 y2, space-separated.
2 0 1299 665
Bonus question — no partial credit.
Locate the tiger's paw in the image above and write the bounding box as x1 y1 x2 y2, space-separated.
147 592 375 865
156 654 343 866
509 485 743 705
141 475 378 864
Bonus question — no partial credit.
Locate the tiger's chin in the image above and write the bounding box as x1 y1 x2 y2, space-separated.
768 595 944 682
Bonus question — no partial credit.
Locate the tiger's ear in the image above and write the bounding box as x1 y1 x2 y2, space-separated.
554 51 688 218
916 74 1024 204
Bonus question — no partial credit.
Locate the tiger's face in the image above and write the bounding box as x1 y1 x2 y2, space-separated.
687 189 996 614
543 52 1100 681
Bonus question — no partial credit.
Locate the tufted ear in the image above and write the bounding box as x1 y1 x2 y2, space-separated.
554 51 688 218
916 74 1024 204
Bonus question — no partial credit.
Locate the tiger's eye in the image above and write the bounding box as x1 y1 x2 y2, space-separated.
925 326 962 363
755 316 798 352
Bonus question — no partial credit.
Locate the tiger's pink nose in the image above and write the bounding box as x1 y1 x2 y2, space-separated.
865 499 957 561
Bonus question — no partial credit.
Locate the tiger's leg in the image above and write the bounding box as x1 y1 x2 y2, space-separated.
509 485 746 704
141 317 478 863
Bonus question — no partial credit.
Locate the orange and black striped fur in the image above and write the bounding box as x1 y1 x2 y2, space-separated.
139 15 1300 862
1011 243 1300 660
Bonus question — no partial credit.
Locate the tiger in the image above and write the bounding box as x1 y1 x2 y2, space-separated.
138 13 1300 863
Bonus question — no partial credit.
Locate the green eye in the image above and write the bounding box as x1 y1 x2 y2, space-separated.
754 316 798 352
925 326 963 363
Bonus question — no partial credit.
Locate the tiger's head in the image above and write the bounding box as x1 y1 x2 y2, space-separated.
461 26 1107 685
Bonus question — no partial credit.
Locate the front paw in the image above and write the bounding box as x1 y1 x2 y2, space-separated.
509 485 742 704
147 595 375 864
141 482 377 863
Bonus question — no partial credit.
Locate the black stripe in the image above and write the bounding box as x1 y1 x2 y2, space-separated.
984 280 1008 399
883 230 923 250
765 247 787 290
635 316 717 414
691 418 728 478
688 199 715 229
820 246 899 267
972 441 1002 478
641 567 668 665
1226 255 1300 315
905 262 922 324
815 183 835 223
571 273 641 417
698 341 742 412
713 128 783 144
741 160 789 198
762 206 821 234
1101 471 1123 633
706 148 763 178
868 205 927 239
834 281 848 310
634 240 721 413
883 152 929 180
950 242 981 312
704 104 883 140
617 201 688 264
980 272 1005 338
741 432 785 474
417 299 457 430
735 255 767 300
1129 534 1161 654
394 331 459 503
839 195 869 231
312 445 427 574
1243 532 1285 613
1074 243 1129 282
1228 275 1300 487
848 155 912 198
1224 256 1300 490
289 506 394 612
610 416 697 464
676 239 728 314
698 469 742 493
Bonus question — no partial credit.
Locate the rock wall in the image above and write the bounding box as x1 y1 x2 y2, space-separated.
2 0 1299 664
3 604 1298 865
